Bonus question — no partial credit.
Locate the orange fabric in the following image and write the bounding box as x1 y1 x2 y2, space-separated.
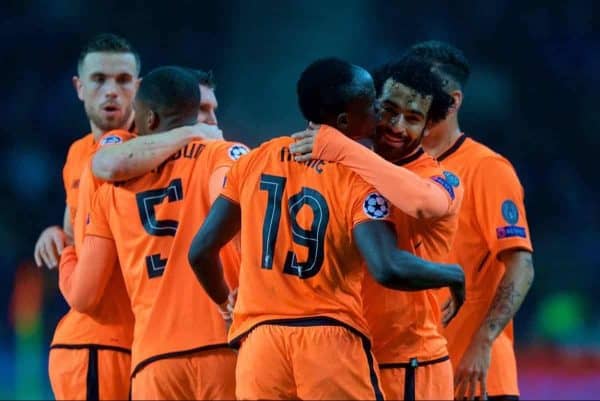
359 150 463 364
312 125 453 218
85 140 246 375
48 347 131 400
379 359 453 400
131 348 236 400
220 136 394 343
235 324 384 400
62 133 96 226
53 130 135 349
438 135 533 396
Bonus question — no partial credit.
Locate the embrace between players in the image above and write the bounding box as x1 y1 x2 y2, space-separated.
35 33 534 401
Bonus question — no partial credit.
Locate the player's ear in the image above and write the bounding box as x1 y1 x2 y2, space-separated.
148 110 159 130
73 76 84 101
449 90 463 114
336 112 349 131
135 78 142 91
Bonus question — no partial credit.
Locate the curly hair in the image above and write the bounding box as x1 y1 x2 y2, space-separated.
375 56 455 124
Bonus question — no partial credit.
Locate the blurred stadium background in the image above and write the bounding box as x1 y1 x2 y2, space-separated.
1 0 598 399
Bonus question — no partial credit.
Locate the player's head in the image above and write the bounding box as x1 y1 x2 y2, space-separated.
297 58 377 140
373 56 454 161
74 33 141 133
133 66 200 136
187 68 219 126
404 40 470 115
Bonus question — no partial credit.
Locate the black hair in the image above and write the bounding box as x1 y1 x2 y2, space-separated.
376 56 455 124
78 33 141 74
296 57 374 123
186 68 216 89
136 66 200 123
405 40 470 90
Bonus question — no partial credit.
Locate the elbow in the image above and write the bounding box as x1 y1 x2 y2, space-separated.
91 153 124 182
69 294 97 314
369 255 399 287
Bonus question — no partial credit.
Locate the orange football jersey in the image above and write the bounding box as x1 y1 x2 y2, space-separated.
53 130 134 349
220 136 395 344
86 139 248 375
437 135 533 396
362 149 464 364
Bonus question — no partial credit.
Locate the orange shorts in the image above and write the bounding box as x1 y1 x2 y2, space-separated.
235 323 384 400
379 356 453 400
131 347 236 400
48 345 131 400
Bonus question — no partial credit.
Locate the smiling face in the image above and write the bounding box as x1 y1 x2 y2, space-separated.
373 78 432 162
74 51 139 133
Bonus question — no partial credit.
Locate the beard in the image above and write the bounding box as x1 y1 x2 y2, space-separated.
86 104 133 132
373 127 424 162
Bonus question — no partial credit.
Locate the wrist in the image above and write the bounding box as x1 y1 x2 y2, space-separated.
474 328 495 346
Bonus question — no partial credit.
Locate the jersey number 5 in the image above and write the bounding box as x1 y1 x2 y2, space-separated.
136 178 183 278
259 174 329 279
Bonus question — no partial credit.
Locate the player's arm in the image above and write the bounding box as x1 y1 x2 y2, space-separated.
291 126 450 219
454 157 535 400
481 250 534 342
92 123 222 181
58 235 117 312
353 220 465 313
188 196 240 307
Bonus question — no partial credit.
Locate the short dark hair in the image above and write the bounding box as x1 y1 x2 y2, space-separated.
136 66 200 123
405 40 470 90
78 33 141 74
186 68 216 89
296 57 374 123
377 56 455 124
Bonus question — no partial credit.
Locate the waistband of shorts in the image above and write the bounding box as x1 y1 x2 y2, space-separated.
379 355 450 369
50 343 131 354
229 316 369 348
131 343 232 378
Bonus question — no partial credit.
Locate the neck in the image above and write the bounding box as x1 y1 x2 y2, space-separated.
421 116 462 159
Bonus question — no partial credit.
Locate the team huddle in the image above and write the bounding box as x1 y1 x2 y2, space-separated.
34 33 535 400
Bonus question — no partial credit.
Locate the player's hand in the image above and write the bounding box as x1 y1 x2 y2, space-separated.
445 270 465 326
454 336 492 400
188 123 224 141
441 297 457 327
217 288 238 331
33 226 70 269
289 124 320 162
227 287 238 314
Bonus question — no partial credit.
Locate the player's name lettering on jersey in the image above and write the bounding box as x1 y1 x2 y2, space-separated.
152 142 206 174
280 146 328 174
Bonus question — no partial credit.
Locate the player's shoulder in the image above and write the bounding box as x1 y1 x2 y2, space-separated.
200 139 250 161
66 133 94 157
96 129 134 150
464 137 514 169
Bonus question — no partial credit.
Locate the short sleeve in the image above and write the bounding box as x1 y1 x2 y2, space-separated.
85 184 113 240
220 145 254 204
62 142 79 208
473 156 533 257
212 141 251 170
348 174 395 227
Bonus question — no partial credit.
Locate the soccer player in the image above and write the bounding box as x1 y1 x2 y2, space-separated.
188 58 465 400
59 66 246 400
91 68 224 182
406 41 535 401
45 33 140 400
290 57 464 400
